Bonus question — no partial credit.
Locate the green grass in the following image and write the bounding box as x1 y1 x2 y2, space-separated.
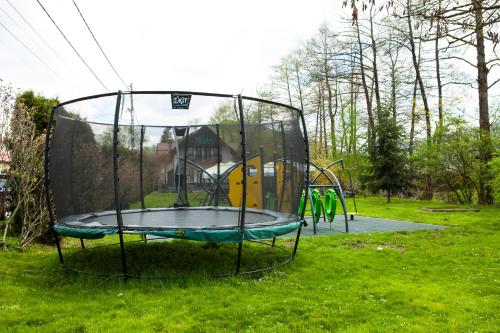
129 191 209 209
0 196 499 332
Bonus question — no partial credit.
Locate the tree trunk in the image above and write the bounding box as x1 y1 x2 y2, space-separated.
322 96 328 157
351 84 358 154
294 62 305 110
389 51 397 120
406 0 431 143
409 32 423 157
435 0 444 131
340 83 348 154
284 66 293 107
408 78 418 156
326 76 336 158
349 67 357 154
473 0 493 204
407 0 433 199
369 7 382 121
355 19 375 151
319 84 325 157
314 86 321 154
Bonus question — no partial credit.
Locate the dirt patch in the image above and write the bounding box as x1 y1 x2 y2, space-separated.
338 239 371 249
420 208 479 212
378 242 406 253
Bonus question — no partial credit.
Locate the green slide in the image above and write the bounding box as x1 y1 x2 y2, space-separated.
324 189 337 222
310 189 322 223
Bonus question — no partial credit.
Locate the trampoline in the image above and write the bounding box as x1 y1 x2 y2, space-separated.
45 91 310 278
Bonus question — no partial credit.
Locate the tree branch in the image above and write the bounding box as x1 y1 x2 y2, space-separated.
441 56 477 68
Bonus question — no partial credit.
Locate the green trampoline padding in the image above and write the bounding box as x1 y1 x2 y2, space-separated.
52 225 114 239
53 222 302 243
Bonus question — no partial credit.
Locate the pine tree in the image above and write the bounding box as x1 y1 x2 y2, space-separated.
370 110 407 202
160 128 172 143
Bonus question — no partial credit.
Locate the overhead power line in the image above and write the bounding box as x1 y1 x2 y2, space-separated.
0 5 28 38
72 0 128 89
2 1 90 91
5 0 68 67
35 0 109 92
0 19 61 79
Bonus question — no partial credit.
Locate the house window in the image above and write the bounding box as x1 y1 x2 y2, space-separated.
247 166 257 177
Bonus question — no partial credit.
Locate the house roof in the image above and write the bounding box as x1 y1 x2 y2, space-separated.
0 146 10 164
155 141 175 155
162 126 240 158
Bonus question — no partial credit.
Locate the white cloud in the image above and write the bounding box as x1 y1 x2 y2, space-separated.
1 0 339 123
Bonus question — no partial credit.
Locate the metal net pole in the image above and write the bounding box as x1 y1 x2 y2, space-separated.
139 125 145 210
112 91 128 278
44 106 64 263
293 108 310 259
236 95 247 274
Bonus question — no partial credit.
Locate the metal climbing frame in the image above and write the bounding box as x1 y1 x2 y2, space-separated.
306 160 357 234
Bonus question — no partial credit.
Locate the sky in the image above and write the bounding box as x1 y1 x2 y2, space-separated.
0 0 497 127
0 0 342 115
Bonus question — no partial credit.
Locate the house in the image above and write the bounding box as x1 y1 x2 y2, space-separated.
156 126 239 188
0 135 10 173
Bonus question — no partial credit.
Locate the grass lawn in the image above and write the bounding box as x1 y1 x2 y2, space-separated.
0 196 498 332
129 191 209 209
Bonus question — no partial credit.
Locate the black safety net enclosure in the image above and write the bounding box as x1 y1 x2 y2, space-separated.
45 91 309 277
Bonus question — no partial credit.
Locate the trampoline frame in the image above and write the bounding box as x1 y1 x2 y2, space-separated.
44 90 311 278
61 238 295 280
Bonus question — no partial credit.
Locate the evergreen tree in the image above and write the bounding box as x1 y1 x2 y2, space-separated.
160 128 172 142
369 110 407 202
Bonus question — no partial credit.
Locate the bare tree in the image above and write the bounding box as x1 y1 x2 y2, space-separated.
305 25 341 158
0 82 49 248
419 0 500 203
0 81 14 247
405 0 433 143
369 6 383 121
355 18 376 151
9 100 48 248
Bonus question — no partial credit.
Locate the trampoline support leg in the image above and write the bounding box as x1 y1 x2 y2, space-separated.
80 238 85 249
55 234 64 264
292 225 302 260
118 231 128 279
236 242 243 274
271 237 276 247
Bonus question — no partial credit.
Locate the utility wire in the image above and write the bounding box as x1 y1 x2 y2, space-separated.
35 0 109 91
0 19 62 79
3 1 90 91
71 0 128 89
5 0 67 67
0 5 28 39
